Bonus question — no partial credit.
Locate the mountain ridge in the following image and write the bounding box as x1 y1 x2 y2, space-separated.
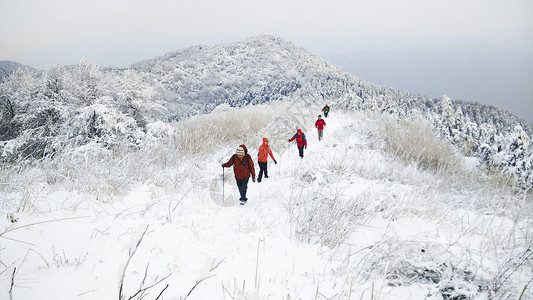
0 60 35 82
129 35 361 118
1 36 529 131
0 35 531 187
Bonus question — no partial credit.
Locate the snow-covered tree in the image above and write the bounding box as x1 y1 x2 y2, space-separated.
116 69 151 128
506 125 530 175
41 63 66 101
69 60 106 105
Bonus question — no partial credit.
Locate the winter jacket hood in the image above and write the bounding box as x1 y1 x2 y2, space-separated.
290 130 307 147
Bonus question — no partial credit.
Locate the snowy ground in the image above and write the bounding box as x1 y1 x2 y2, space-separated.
1 104 532 299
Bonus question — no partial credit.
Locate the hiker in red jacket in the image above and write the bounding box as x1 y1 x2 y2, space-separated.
315 115 326 141
257 137 277 183
288 129 307 158
222 144 256 204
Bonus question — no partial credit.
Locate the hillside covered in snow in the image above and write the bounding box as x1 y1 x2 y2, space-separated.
1 35 531 187
0 35 532 299
1 102 532 299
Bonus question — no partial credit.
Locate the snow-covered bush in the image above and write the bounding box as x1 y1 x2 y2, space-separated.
376 241 487 299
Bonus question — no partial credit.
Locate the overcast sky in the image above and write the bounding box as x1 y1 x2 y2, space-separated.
1 0 532 122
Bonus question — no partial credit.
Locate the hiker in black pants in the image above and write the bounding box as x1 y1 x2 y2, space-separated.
288 129 307 158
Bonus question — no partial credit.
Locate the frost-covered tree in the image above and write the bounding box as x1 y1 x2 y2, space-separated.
69 60 106 105
506 125 530 173
478 123 501 163
461 120 479 155
0 74 21 140
116 69 152 128
0 69 38 140
41 63 66 101
440 95 456 139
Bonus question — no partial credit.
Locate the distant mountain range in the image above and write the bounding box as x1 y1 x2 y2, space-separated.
0 61 34 82
326 40 533 125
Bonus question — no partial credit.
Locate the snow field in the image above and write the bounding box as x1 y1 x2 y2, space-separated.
1 102 531 299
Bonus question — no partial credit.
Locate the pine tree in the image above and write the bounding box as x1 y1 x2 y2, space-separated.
440 95 455 139
506 125 530 173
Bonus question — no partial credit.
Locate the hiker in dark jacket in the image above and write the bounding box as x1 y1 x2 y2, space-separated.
322 105 330 118
222 144 256 204
288 129 307 158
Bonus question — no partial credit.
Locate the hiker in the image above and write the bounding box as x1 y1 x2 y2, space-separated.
288 129 307 158
257 137 277 182
322 105 330 118
315 115 326 141
222 144 256 204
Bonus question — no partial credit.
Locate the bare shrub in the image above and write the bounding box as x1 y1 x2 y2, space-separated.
171 104 274 156
284 187 372 248
380 117 462 174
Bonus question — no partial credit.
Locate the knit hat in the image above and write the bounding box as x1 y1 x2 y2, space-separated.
236 146 245 156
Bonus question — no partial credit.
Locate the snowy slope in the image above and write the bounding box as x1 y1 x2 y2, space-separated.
1 102 531 299
1 35 531 188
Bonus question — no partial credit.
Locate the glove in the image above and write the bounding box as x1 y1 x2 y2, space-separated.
274 160 277 164
221 164 225 168
288 139 291 142
252 177 256 182
305 146 307 149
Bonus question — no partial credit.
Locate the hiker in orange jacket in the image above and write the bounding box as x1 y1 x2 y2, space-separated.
222 144 256 204
257 137 277 182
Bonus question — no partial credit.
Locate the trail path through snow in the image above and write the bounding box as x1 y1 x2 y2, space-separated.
2 110 531 299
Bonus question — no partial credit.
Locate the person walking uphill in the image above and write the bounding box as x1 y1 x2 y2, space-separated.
222 144 256 205
257 137 277 182
288 129 307 158
315 115 326 141
322 104 330 118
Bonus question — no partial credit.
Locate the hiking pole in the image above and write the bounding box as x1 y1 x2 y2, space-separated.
222 167 225 203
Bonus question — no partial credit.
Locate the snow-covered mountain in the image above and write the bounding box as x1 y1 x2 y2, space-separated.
129 35 529 132
128 35 361 119
0 35 531 184
0 35 532 299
